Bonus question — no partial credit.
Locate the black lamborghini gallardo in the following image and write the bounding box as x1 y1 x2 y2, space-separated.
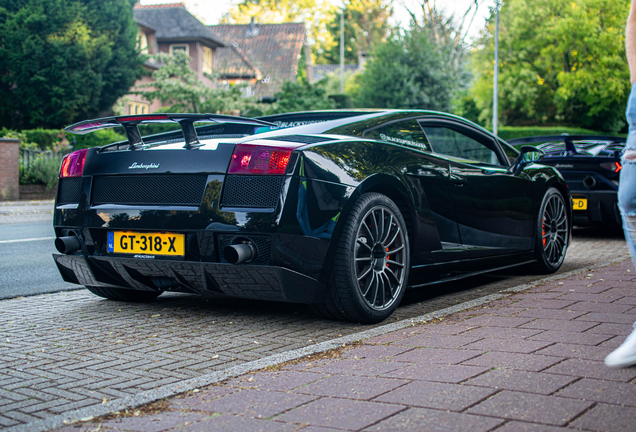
53 110 571 323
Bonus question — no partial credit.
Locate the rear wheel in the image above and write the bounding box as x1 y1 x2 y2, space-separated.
85 286 162 302
533 187 568 274
315 193 410 323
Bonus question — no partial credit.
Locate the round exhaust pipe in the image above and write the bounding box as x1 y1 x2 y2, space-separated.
583 175 597 189
224 243 257 264
55 236 81 254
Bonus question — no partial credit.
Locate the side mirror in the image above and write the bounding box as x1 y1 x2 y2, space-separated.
509 146 545 176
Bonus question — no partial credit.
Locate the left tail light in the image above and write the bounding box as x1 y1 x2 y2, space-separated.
228 144 294 175
60 149 88 178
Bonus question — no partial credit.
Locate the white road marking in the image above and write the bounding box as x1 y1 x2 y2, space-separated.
0 237 55 244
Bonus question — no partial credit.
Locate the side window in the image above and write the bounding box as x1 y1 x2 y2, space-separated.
363 120 430 152
421 125 503 166
500 141 520 165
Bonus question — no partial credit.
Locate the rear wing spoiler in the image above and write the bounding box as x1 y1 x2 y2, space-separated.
507 135 626 155
65 113 275 150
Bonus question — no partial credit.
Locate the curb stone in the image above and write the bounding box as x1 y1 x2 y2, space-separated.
6 255 629 432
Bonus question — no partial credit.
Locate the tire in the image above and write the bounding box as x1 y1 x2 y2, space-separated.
317 193 410 323
85 286 162 302
533 187 569 274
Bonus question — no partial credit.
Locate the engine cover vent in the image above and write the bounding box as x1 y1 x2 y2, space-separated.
91 174 207 206
221 175 284 208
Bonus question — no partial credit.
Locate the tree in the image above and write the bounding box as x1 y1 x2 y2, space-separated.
266 80 335 113
352 0 475 111
321 0 393 65
470 0 630 132
222 0 338 65
136 52 209 113
0 0 142 129
354 27 460 110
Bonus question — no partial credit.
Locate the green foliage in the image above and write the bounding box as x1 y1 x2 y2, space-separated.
23 129 65 150
322 69 364 97
321 0 393 65
136 52 258 115
0 0 143 129
470 0 630 132
135 51 208 113
354 28 464 110
20 152 64 189
328 94 353 108
498 126 605 141
265 80 336 114
73 128 126 149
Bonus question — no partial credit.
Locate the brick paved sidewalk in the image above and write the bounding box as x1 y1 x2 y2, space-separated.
51 260 636 432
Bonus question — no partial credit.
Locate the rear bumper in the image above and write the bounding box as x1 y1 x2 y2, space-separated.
53 254 327 304
571 191 620 226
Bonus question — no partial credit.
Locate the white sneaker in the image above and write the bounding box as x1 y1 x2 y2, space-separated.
605 325 636 368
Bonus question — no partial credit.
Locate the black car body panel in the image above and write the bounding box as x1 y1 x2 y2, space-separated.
509 135 625 227
53 110 571 320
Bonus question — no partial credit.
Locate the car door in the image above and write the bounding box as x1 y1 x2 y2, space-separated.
419 120 535 258
361 118 469 263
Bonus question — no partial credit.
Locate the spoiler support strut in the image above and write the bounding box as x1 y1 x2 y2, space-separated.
64 113 274 150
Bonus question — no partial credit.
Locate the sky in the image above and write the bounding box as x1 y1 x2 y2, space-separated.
139 0 497 41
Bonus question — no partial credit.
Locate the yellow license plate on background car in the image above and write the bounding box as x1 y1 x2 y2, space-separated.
107 231 185 256
572 198 588 210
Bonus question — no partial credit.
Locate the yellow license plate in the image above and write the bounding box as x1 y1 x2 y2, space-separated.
107 231 185 256
572 198 588 210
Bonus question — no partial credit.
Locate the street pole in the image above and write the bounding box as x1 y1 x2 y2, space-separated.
340 9 345 94
493 0 500 136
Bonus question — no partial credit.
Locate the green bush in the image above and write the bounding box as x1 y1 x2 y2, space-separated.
497 126 612 142
328 94 353 109
20 152 64 189
72 129 126 149
23 129 63 150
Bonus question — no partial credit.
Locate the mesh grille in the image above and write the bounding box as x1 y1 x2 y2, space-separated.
91 174 207 206
218 234 272 265
561 173 588 183
261 135 336 144
222 175 283 208
57 177 82 204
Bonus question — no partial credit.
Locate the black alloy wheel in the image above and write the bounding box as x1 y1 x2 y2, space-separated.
314 193 410 323
534 187 569 273
354 203 408 311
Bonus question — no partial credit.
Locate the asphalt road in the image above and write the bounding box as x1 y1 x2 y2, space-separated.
0 221 79 299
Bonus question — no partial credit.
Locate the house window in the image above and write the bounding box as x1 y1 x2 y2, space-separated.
203 46 213 74
137 30 148 54
128 102 149 115
170 44 189 56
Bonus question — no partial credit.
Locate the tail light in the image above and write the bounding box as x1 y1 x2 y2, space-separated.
228 144 294 175
600 161 622 173
60 149 88 178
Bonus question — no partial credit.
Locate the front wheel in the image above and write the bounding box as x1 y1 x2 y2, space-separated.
85 286 162 302
315 193 410 323
533 187 569 274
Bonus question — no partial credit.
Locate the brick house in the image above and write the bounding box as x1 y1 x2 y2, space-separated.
126 3 225 115
127 3 307 112
209 19 306 101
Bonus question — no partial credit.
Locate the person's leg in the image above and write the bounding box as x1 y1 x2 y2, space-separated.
605 85 636 367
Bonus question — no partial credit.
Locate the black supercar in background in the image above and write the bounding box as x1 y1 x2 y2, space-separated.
53 110 571 323
508 135 626 228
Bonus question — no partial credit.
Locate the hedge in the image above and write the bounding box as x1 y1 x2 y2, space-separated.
496 126 614 141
